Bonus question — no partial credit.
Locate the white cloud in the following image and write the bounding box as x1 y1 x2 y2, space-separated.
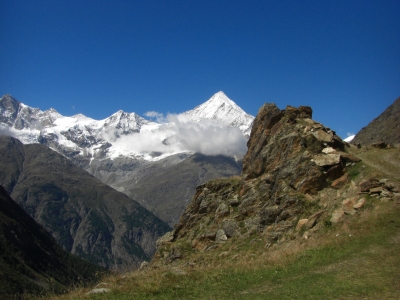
163 114 247 157
144 111 166 123
0 124 13 136
104 113 248 157
347 132 355 137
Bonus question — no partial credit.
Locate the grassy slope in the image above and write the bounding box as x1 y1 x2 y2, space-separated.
46 146 400 300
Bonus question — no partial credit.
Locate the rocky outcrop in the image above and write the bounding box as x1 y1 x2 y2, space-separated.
154 103 360 265
242 104 346 194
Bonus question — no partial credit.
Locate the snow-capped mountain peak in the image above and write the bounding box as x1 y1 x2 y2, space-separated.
211 91 243 108
1 92 254 162
184 91 254 136
103 110 155 135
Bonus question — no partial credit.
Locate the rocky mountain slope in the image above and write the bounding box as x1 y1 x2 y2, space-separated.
0 92 252 225
0 185 105 298
351 96 400 146
0 136 170 271
154 103 366 265
85 152 242 227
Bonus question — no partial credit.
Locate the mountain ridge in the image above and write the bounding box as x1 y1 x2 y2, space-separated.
0 92 254 161
0 185 105 298
0 136 171 271
351 96 400 146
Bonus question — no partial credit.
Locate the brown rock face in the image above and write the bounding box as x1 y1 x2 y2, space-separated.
242 103 346 195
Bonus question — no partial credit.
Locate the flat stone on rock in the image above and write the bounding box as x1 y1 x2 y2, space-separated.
322 147 336 154
359 179 381 192
312 153 341 166
312 129 333 143
369 187 383 194
384 181 399 192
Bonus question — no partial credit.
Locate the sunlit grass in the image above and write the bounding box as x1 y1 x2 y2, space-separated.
46 199 400 300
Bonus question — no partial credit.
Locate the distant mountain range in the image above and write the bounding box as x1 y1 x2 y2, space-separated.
0 92 252 226
0 91 253 162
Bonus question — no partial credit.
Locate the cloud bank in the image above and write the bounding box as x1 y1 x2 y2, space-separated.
0 124 13 136
108 113 248 157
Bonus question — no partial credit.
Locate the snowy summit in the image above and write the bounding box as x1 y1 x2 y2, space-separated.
185 91 254 136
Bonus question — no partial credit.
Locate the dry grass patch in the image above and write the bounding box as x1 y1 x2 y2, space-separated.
46 200 400 300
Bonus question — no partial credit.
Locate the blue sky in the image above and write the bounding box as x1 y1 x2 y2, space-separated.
1 0 399 139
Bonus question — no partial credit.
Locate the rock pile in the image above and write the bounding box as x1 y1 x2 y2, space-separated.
359 178 399 201
330 178 399 223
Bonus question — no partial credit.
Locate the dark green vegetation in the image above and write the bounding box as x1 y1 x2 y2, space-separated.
0 136 171 271
351 96 400 146
0 185 105 299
